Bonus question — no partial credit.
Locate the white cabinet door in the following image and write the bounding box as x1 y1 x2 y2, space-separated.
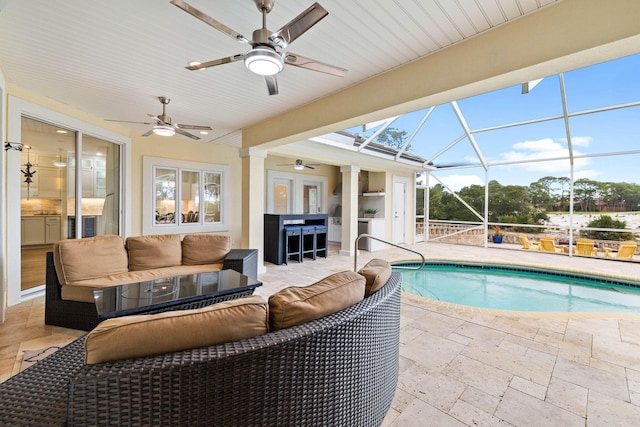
37 167 62 199
21 217 45 245
328 223 341 243
45 216 61 243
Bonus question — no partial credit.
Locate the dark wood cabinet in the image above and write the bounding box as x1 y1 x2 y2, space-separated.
264 214 328 265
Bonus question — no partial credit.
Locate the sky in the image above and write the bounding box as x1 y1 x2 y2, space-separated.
347 52 640 192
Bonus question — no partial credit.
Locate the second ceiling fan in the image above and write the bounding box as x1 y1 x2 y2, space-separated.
170 0 347 95
105 97 212 140
279 159 320 170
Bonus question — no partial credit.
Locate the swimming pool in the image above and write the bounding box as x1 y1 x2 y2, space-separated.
397 262 640 313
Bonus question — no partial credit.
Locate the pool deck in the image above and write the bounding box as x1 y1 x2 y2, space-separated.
2 241 640 425
258 242 640 426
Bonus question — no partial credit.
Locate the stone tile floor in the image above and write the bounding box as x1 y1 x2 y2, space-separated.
2 242 640 426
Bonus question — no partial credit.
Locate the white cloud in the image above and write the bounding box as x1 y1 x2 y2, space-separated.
570 136 592 147
430 174 483 192
573 169 602 180
499 137 591 173
558 136 592 147
512 138 563 152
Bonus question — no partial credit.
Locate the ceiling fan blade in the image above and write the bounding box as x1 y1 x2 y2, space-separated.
146 113 167 124
142 128 154 137
186 54 244 70
426 161 478 169
304 165 316 169
270 2 328 49
264 75 279 96
105 119 155 125
173 127 200 140
176 124 213 131
284 53 347 77
170 0 251 44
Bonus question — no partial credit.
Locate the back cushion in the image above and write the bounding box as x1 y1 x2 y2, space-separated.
54 235 128 285
182 234 231 265
358 258 392 296
85 295 268 364
126 234 182 271
269 271 365 331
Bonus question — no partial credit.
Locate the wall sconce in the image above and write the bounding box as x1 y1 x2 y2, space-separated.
4 141 24 151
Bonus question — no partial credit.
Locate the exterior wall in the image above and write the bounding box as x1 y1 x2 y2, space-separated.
130 135 243 245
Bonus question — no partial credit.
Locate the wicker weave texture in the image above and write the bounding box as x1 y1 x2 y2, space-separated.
68 273 401 426
1 273 401 426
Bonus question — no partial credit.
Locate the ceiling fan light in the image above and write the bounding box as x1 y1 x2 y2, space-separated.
294 164 305 170
244 48 284 76
153 125 176 137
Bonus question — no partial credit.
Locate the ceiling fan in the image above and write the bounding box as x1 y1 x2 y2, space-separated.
425 161 479 169
278 159 320 170
105 97 212 140
170 0 348 96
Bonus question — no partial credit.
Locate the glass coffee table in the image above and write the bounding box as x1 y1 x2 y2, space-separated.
93 269 262 320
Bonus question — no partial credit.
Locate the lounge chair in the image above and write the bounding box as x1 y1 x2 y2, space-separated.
518 234 539 250
574 238 597 256
539 236 564 253
604 240 637 259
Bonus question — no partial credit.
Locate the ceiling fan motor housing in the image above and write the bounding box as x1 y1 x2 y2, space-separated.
254 0 275 13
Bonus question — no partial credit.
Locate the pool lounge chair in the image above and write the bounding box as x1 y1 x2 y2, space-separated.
539 236 564 253
574 238 597 256
518 234 540 250
604 241 637 259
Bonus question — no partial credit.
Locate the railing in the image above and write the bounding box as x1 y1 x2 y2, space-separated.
354 234 426 271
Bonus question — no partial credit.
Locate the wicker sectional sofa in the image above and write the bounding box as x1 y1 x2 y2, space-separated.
45 233 259 331
0 270 401 426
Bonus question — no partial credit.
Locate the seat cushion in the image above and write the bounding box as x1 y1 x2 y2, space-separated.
358 258 392 297
61 263 225 303
126 234 182 271
84 295 268 364
53 235 128 285
182 233 231 265
268 271 365 331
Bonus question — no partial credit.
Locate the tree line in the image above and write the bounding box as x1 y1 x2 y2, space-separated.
423 177 640 238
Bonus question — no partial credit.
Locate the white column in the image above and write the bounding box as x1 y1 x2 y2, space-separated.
340 165 360 256
239 147 267 274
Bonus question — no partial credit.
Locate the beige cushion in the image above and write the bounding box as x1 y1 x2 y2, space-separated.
85 295 268 364
269 271 365 331
126 234 182 271
61 263 225 303
53 235 128 285
182 234 231 265
358 259 392 296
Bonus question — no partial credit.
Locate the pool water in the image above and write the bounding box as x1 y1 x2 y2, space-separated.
398 263 640 313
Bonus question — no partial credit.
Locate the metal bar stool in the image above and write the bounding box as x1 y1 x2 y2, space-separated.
314 224 328 258
283 225 303 265
301 225 317 261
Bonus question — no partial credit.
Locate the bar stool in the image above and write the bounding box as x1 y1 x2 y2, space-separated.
283 226 303 265
301 225 317 260
314 225 328 258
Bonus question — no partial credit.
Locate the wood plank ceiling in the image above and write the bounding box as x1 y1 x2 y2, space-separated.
0 0 557 146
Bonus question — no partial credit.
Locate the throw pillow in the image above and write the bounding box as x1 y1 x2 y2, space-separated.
358 258 392 296
126 234 182 270
85 295 268 364
269 271 365 331
182 233 231 265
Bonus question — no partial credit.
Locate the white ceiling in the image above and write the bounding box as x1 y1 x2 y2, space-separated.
0 0 557 146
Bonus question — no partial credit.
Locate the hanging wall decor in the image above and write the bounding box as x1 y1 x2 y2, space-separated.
21 146 37 200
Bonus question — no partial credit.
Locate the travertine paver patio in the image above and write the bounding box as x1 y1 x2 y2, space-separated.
258 242 640 426
2 241 640 426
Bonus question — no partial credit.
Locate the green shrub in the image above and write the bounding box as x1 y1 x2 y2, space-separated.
581 215 634 241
